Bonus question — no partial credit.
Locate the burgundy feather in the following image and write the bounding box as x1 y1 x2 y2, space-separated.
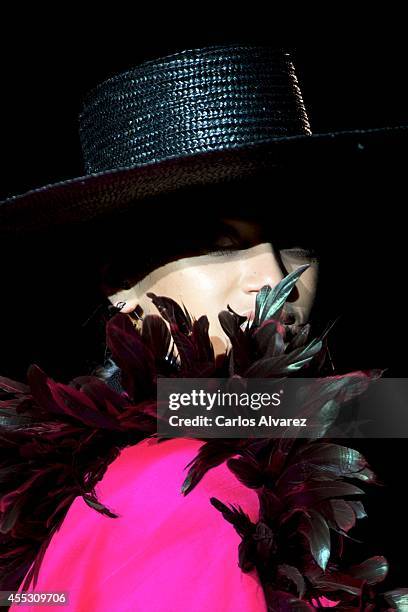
0 272 405 609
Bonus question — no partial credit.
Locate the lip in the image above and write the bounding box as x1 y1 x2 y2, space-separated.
239 309 297 325
241 310 255 321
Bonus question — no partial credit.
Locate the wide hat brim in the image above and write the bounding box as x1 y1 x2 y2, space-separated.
0 125 406 235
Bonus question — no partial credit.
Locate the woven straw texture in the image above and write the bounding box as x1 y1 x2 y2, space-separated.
0 44 406 234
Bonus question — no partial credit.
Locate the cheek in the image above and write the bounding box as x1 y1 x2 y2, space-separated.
134 262 233 316
132 262 235 356
177 266 223 294
282 254 319 322
285 259 319 317
299 264 319 307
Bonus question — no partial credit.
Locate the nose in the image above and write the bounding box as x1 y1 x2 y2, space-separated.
240 243 285 294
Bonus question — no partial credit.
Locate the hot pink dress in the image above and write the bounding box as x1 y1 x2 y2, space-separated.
11 437 337 611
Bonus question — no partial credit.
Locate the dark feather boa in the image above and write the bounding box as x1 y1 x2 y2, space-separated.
0 265 407 610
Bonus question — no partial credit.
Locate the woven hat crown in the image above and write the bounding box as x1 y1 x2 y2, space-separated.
79 45 312 174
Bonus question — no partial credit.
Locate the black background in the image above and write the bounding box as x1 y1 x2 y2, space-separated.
0 15 407 588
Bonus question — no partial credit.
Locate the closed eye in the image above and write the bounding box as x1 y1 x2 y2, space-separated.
204 247 241 257
199 222 251 255
280 247 319 260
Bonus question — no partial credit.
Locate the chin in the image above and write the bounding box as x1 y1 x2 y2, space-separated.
210 334 230 358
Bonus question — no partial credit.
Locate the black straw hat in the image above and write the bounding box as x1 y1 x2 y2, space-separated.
0 44 406 234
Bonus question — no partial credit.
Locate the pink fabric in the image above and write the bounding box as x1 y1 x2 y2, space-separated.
12 437 338 611
12 438 266 611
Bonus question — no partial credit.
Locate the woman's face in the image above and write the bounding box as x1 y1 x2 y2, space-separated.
103 217 319 356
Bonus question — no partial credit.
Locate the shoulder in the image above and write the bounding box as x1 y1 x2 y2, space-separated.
16 438 266 612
